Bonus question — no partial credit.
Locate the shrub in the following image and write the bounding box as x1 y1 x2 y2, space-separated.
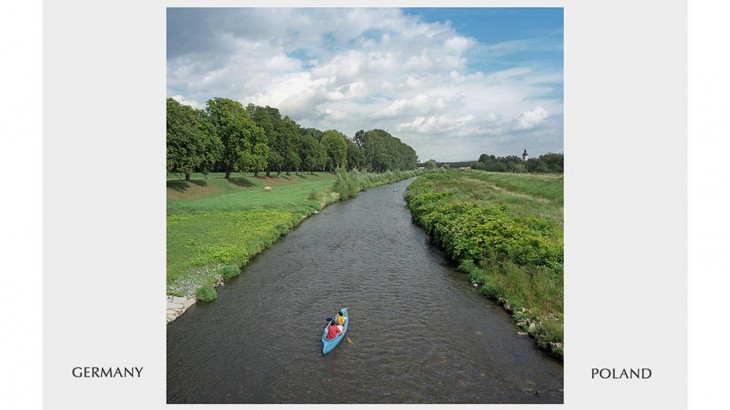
405 169 563 354
479 281 500 300
219 264 240 280
195 285 217 302
333 168 363 199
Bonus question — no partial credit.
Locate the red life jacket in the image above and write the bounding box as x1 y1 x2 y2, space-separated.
326 323 341 340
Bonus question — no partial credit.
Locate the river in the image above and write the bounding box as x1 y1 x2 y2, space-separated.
167 178 563 404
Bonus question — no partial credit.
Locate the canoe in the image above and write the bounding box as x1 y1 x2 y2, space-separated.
322 308 348 355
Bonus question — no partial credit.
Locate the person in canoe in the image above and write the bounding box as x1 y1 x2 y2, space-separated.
325 319 342 340
334 311 345 329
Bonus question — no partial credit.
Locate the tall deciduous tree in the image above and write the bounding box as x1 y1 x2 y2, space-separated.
345 138 365 171
321 130 348 171
206 98 267 179
355 129 418 172
300 127 324 141
248 104 302 176
166 98 222 181
282 116 302 175
298 134 327 174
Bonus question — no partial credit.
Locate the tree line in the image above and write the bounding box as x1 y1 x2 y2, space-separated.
167 97 419 180
422 152 564 173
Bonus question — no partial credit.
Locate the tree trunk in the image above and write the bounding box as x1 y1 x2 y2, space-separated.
185 173 191 181
266 170 271 177
224 161 234 179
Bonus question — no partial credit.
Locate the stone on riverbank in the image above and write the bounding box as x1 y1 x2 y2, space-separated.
166 295 196 324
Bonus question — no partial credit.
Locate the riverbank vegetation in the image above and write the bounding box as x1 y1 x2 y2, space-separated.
167 172 335 298
167 96 422 304
332 168 421 199
404 170 563 358
167 169 421 300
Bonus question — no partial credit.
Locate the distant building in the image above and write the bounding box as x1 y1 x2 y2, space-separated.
522 149 529 161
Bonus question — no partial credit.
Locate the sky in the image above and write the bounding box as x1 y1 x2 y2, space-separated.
167 8 563 162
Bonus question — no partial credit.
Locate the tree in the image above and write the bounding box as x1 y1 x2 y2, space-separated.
248 105 301 176
281 116 302 175
356 129 418 172
321 130 348 171
424 159 438 170
206 98 267 179
539 153 564 173
301 127 324 141
478 153 489 163
514 163 527 173
299 134 327 174
242 140 269 176
345 138 365 171
166 98 222 181
266 150 283 177
313 139 328 172
525 158 541 173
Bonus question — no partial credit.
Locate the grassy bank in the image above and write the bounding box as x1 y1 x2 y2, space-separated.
404 170 563 359
167 169 421 300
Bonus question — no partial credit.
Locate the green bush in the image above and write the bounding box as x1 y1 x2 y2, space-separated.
333 168 363 199
195 285 217 302
405 169 563 356
333 168 423 199
219 264 240 280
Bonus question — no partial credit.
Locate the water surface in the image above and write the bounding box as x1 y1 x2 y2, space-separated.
167 178 563 403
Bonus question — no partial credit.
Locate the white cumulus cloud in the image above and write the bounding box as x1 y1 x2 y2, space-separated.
514 106 549 130
167 8 563 161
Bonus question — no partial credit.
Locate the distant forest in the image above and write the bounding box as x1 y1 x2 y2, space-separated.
423 152 564 173
167 97 419 180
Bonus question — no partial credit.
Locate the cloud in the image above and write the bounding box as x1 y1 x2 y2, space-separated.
167 8 563 161
170 94 203 109
514 106 549 130
482 40 527 56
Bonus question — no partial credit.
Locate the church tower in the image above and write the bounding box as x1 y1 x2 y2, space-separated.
522 149 529 161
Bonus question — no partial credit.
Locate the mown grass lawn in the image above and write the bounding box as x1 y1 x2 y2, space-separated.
167 172 338 296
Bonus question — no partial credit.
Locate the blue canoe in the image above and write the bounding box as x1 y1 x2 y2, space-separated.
322 308 348 355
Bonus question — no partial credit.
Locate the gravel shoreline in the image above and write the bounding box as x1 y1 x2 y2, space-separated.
166 295 195 323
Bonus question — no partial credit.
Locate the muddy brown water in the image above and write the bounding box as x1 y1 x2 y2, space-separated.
167 178 563 403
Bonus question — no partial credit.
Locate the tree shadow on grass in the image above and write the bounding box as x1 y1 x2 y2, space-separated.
261 175 292 182
167 179 208 192
226 177 256 188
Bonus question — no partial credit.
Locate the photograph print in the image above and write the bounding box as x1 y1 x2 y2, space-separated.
166 7 564 404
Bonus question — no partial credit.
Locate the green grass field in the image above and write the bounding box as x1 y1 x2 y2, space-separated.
167 172 339 297
405 169 564 358
167 169 421 299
